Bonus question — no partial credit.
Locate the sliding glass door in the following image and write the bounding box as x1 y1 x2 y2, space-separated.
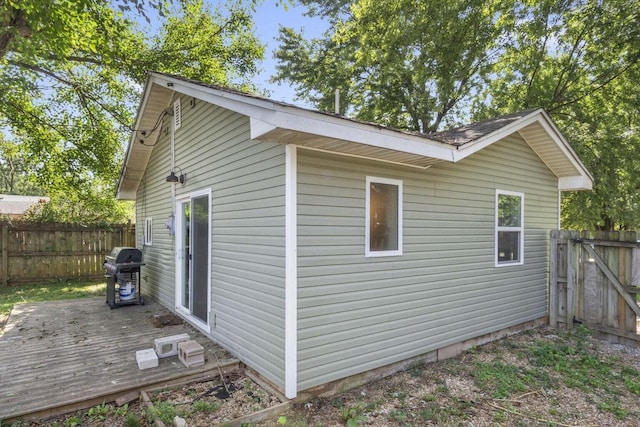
176 190 210 329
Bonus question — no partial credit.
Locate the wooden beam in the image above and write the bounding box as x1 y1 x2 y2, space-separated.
577 238 640 249
582 244 640 318
623 286 640 294
587 323 640 342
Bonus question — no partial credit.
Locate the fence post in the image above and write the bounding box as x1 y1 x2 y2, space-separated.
549 230 558 328
1 223 7 286
566 232 578 328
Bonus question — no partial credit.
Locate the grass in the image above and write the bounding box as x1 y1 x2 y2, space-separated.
2 284 638 426
272 326 640 426
0 279 105 317
149 401 179 424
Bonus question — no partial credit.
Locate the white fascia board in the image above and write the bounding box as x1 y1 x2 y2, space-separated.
116 189 137 201
451 110 544 162
150 73 455 162
535 110 594 183
452 109 593 188
151 73 279 122
250 118 277 140
559 176 593 191
255 110 456 161
117 76 157 198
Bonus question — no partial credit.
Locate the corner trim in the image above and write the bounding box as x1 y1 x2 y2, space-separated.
285 144 298 399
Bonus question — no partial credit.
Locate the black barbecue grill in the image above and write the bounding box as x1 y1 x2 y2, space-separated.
103 247 145 309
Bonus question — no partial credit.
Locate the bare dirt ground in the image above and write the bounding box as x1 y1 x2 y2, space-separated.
6 326 640 427
257 326 640 427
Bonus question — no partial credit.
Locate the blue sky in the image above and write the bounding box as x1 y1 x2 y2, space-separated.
252 2 328 104
136 1 329 106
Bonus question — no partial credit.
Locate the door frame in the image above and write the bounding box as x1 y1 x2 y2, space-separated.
174 188 212 334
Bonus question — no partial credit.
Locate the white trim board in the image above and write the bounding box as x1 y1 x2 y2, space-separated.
284 144 298 399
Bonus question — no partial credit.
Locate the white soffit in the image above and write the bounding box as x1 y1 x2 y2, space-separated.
152 73 456 165
453 110 592 191
118 73 593 198
117 80 174 199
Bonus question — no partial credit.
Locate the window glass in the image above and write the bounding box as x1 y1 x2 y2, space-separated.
496 191 523 266
498 194 522 227
370 182 399 251
367 177 402 256
497 231 520 263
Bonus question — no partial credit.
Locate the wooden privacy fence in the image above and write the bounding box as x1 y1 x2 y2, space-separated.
0 222 135 286
550 230 640 346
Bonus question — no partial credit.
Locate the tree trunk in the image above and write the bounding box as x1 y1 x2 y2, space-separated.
0 7 31 59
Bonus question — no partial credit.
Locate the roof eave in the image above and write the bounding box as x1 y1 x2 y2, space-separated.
117 73 593 198
116 74 154 200
452 109 593 191
559 176 593 191
116 73 459 196
116 74 174 200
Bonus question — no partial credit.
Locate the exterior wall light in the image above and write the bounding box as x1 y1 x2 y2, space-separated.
166 167 185 184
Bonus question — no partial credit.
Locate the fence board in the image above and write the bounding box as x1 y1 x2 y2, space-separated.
0 222 135 286
550 230 639 346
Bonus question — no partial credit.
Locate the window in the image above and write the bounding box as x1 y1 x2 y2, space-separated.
366 177 402 257
495 190 524 266
144 217 153 246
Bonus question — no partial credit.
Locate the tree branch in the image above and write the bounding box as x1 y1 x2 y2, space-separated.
7 60 131 126
550 24 590 107
0 7 31 59
549 53 640 112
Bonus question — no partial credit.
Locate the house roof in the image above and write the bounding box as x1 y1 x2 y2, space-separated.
116 72 593 199
0 194 49 216
429 109 541 146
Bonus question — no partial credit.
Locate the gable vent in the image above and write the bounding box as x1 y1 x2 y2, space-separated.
173 99 182 130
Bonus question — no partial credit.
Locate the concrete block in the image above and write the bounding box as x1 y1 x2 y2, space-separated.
178 340 205 368
136 348 159 370
154 333 190 358
437 342 463 361
173 416 188 427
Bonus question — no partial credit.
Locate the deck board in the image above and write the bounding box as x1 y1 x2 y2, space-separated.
0 298 238 421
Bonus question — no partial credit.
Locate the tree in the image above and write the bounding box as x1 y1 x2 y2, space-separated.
0 136 43 195
0 0 264 222
558 65 640 230
277 0 640 230
274 0 511 132
473 0 640 230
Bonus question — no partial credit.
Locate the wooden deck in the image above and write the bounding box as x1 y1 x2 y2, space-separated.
0 297 239 421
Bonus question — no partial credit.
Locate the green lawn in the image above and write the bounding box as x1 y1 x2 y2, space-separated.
0 279 105 317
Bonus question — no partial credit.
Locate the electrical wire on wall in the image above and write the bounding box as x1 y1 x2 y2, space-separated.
135 107 172 147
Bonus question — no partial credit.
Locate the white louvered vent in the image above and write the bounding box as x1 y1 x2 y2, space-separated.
173 99 182 130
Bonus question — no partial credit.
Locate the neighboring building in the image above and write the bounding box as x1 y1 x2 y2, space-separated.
117 72 592 399
0 194 49 219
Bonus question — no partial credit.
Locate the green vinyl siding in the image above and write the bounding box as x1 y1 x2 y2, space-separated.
296 134 557 391
137 98 287 390
136 118 176 309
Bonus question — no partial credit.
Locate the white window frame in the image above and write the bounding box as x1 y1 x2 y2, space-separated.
144 217 153 246
495 189 524 267
365 176 403 257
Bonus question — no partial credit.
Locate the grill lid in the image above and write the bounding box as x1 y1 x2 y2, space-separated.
106 247 143 264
